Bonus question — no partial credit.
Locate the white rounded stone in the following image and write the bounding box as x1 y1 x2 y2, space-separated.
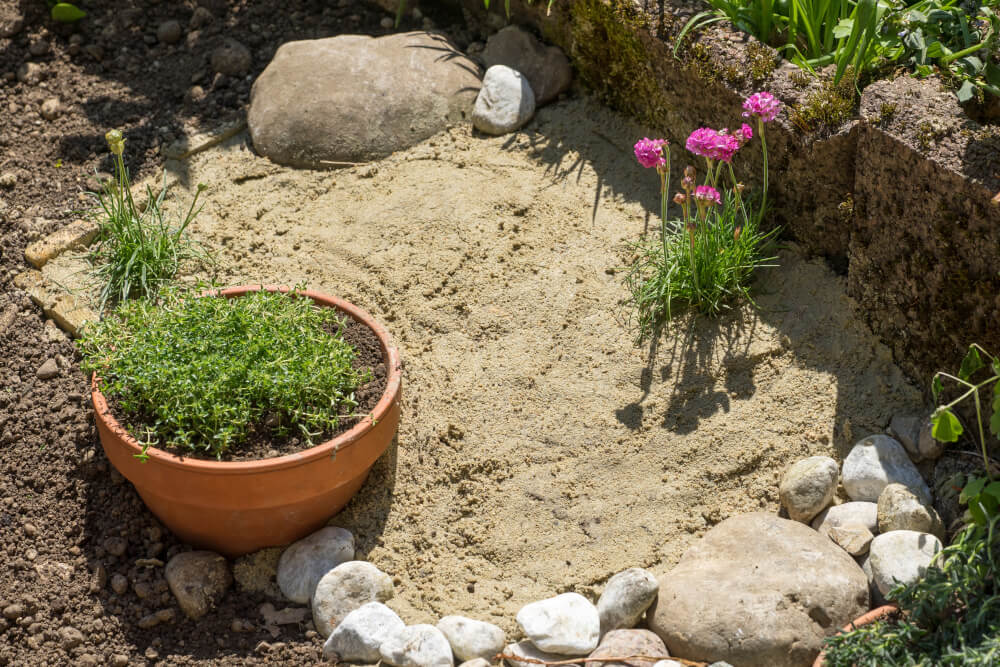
311 561 394 638
779 456 839 523
842 435 931 502
380 624 454 667
516 592 600 655
437 615 505 662
277 526 355 604
596 568 658 634
472 65 536 136
323 602 405 662
868 530 942 597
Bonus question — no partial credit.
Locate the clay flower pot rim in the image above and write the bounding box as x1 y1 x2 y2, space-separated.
90 284 402 475
812 604 900 667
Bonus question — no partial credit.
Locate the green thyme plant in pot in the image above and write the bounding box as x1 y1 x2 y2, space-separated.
78 285 402 556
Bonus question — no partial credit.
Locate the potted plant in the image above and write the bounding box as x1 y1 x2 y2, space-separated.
79 284 402 557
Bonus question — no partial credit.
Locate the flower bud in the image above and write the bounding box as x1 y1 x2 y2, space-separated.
735 182 746 194
681 176 695 192
684 165 696 180
673 193 686 205
105 129 125 156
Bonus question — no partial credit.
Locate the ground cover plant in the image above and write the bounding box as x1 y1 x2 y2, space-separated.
680 0 1000 101
623 92 780 339
78 288 372 459
85 130 210 312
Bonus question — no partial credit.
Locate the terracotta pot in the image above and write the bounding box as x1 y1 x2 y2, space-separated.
811 604 900 667
91 285 402 557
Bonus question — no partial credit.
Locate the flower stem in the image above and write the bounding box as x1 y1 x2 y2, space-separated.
759 119 769 217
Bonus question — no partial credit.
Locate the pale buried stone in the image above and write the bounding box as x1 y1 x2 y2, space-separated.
504 640 580 667
876 484 945 540
277 526 355 604
472 65 536 136
24 219 98 268
249 32 480 167
597 567 658 634
516 592 600 655
888 415 921 459
165 551 232 619
437 615 506 662
380 624 454 667
649 513 868 667
812 501 878 536
828 523 874 556
585 629 668 667
14 270 96 338
323 602 405 663
868 530 942 597
916 419 946 460
311 561 394 638
778 456 839 523
842 435 931 503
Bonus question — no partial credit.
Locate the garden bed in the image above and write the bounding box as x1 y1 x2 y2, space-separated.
38 95 924 645
0 0 975 664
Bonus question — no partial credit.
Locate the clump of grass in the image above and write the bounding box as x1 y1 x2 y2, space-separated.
78 288 372 460
86 130 210 312
624 190 776 336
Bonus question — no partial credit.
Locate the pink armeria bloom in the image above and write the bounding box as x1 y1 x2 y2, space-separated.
694 185 721 206
686 128 740 163
742 92 782 123
634 137 668 169
735 123 753 145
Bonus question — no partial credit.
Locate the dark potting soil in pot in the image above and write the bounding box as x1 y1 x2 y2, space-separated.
102 316 388 462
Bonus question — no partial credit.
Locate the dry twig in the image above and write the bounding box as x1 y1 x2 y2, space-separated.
494 653 707 667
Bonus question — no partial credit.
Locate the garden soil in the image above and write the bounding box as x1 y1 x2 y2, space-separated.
2 2 927 666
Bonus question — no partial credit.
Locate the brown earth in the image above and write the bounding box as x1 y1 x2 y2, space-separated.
2 1 931 666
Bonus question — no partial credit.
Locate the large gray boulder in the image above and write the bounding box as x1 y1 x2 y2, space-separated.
249 32 481 167
649 513 868 667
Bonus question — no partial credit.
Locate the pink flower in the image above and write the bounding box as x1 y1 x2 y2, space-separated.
735 123 753 145
694 186 721 206
686 127 740 163
634 137 668 169
742 92 782 123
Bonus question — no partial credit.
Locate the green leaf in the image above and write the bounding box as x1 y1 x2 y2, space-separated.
904 28 926 51
984 481 1000 500
959 346 985 380
960 476 988 504
51 3 86 23
957 80 977 103
932 408 963 442
833 18 854 39
925 41 948 59
932 375 944 401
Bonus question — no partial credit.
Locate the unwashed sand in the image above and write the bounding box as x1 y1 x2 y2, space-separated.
49 97 922 631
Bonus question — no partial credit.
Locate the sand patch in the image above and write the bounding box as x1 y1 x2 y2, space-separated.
47 96 921 631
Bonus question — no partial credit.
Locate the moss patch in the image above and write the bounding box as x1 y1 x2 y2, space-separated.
551 0 671 126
